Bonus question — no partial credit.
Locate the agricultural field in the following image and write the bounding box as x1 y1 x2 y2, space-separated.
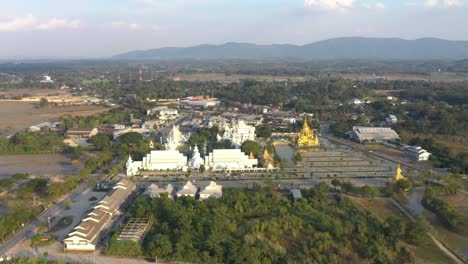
0 101 108 136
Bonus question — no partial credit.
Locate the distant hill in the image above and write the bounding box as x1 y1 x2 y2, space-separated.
113 37 468 60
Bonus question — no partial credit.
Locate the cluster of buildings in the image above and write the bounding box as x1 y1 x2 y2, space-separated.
217 119 256 147
146 106 179 121
144 181 223 200
126 147 267 175
64 179 135 251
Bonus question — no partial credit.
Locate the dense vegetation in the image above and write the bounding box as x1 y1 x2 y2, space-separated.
0 131 63 154
112 187 414 263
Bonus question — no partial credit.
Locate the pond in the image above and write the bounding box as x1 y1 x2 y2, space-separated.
274 144 294 166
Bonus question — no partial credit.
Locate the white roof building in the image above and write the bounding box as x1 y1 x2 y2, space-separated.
350 98 362 105
205 149 258 171
176 181 198 198
144 183 174 198
64 179 135 251
218 119 256 147
199 181 222 200
351 126 400 143
29 122 52 132
404 146 431 161
386 115 398 124
126 150 188 176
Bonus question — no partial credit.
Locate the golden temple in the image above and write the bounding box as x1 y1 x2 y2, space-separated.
297 116 319 147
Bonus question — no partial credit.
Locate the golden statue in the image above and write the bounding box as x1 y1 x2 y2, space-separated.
297 116 319 147
394 164 406 181
249 151 255 160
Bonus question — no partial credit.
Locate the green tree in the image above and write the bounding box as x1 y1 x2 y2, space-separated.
256 125 272 139
240 140 261 157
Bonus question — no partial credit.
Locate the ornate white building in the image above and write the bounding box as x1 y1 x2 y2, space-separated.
126 150 188 176
205 149 258 171
218 119 256 147
188 146 204 170
165 125 187 150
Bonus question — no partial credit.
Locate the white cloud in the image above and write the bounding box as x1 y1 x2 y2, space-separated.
425 0 439 7
443 0 461 7
304 0 355 11
424 0 462 8
362 2 385 10
0 14 36 32
36 18 80 30
111 21 145 31
375 2 385 9
0 15 80 32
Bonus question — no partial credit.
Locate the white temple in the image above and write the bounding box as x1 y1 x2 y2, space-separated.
165 125 187 150
126 150 188 176
218 119 255 147
188 146 204 170
205 149 258 171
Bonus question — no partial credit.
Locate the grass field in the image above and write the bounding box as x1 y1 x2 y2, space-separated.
350 196 455 264
0 101 108 136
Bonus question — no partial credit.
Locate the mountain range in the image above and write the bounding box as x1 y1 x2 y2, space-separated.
113 37 468 60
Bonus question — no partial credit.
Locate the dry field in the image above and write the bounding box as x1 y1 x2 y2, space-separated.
0 154 83 177
0 101 108 136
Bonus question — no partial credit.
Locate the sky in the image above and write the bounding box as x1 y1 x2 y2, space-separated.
0 0 467 58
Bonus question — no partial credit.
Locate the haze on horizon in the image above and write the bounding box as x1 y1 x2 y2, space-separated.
0 0 467 58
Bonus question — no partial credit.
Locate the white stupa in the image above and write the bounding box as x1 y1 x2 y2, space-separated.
165 125 187 150
189 146 204 170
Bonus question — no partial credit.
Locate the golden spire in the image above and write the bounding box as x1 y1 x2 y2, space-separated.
249 151 255 159
296 115 319 147
263 148 272 162
394 164 406 181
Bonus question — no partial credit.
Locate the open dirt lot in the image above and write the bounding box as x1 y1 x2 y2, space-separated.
0 101 108 136
172 73 307 82
0 154 83 177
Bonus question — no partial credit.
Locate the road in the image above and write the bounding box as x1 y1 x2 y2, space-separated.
0 181 89 256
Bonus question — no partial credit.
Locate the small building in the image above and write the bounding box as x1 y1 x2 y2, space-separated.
351 126 399 143
199 181 222 200
29 122 52 132
65 128 98 139
404 146 431 161
290 189 302 203
350 98 362 105
176 181 198 198
385 115 398 125
144 183 174 198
